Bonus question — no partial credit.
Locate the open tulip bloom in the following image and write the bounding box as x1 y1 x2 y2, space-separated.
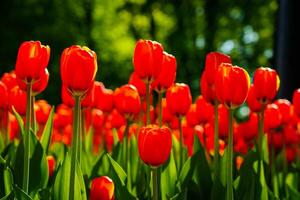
1 40 300 200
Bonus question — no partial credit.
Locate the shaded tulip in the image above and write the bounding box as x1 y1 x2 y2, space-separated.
200 71 216 104
0 81 8 109
138 125 172 167
274 99 292 124
157 98 174 124
204 52 231 85
237 112 258 141
133 39 163 82
47 155 55 178
253 67 280 103
129 72 152 97
246 84 263 112
166 83 192 116
15 41 50 83
215 63 250 109
114 84 141 117
90 176 115 200
8 86 27 115
264 103 282 131
292 89 300 117
195 95 214 124
35 100 51 125
60 45 97 96
1 71 17 90
152 52 177 92
93 82 114 112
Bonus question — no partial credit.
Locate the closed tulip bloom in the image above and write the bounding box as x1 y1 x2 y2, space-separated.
8 86 27 115
200 71 216 104
129 72 149 96
264 103 282 131
237 112 258 141
253 67 280 103
35 100 51 125
195 95 214 124
274 99 292 124
114 84 141 117
152 52 177 92
247 84 263 112
166 83 192 116
204 52 231 85
186 104 199 127
138 125 172 167
60 45 97 96
292 89 300 117
17 68 49 95
47 155 55 178
1 71 17 90
90 176 115 200
93 82 114 112
15 41 50 83
215 63 250 109
133 39 163 82
0 81 8 109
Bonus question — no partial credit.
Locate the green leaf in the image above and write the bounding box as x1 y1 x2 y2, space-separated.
262 134 269 164
4 167 14 195
0 192 14 200
0 155 5 164
259 161 269 200
13 131 49 197
161 149 177 200
170 190 186 200
12 107 25 138
130 135 139 188
107 153 127 185
14 185 33 200
40 106 55 153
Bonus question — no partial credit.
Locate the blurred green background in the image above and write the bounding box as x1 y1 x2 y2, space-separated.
0 0 278 105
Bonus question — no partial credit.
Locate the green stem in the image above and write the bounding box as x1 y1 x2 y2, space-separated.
270 141 278 197
31 95 37 134
146 80 150 125
258 109 265 159
213 101 219 179
226 108 234 200
152 167 158 200
23 82 32 193
81 110 86 152
158 91 163 127
179 116 183 172
124 121 130 172
69 95 81 200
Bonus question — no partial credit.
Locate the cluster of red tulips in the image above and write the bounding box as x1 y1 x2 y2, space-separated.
0 40 300 200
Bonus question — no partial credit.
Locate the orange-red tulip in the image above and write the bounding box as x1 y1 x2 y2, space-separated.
246 84 263 112
138 125 172 167
1 71 17 90
93 82 114 112
60 45 97 96
204 52 231 85
200 71 216 104
215 63 250 109
292 89 300 117
90 176 115 200
47 155 55 178
274 99 292 124
264 103 282 131
8 86 27 115
114 84 141 117
195 95 214 124
133 39 163 82
152 52 177 92
0 81 8 109
166 83 192 116
253 67 280 103
35 100 51 125
15 41 50 83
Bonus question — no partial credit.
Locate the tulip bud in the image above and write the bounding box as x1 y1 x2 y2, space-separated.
47 155 55 178
90 176 115 200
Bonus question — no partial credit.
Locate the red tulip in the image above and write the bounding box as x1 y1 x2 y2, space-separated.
8 86 27 115
60 45 97 96
200 71 216 104
15 41 50 83
35 100 51 125
133 39 163 82
138 125 172 167
156 98 174 124
186 104 199 127
17 68 49 95
215 63 250 109
93 82 114 112
166 83 192 116
152 52 177 92
264 103 282 131
274 99 292 124
62 84 95 108
128 72 149 97
204 52 231 85
90 176 115 200
195 95 214 124
114 84 141 117
292 89 300 117
0 81 8 109
1 71 17 90
237 112 258 141
47 155 55 178
253 67 280 103
92 109 105 130
246 84 263 112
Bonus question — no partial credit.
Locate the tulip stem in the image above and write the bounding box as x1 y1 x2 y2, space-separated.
213 101 219 179
69 95 81 200
179 116 183 172
31 95 37 134
226 108 234 200
258 109 264 159
146 80 150 125
158 91 163 127
23 82 32 193
152 167 158 200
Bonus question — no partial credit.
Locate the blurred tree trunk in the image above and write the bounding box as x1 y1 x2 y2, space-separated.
204 0 219 54
275 0 299 100
85 0 94 49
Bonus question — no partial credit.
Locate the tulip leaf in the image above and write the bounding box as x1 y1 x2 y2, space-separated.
161 149 177 200
0 192 14 200
0 155 5 164
13 185 33 200
262 134 269 164
4 167 14 195
12 106 25 138
89 152 109 179
40 106 55 153
13 131 48 197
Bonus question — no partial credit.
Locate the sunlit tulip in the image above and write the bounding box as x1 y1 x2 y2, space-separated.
90 176 115 200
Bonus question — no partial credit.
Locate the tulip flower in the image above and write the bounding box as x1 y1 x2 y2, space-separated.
93 82 114 113
214 63 250 200
292 89 300 117
47 155 56 178
90 176 115 200
274 99 292 125
1 71 17 90
138 125 172 200
35 100 51 125
247 85 263 112
195 95 214 124
200 71 216 104
8 85 27 115
0 81 8 110
15 41 50 83
253 67 280 104
60 45 98 96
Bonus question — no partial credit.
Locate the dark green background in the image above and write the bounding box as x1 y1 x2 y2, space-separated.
0 0 277 105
